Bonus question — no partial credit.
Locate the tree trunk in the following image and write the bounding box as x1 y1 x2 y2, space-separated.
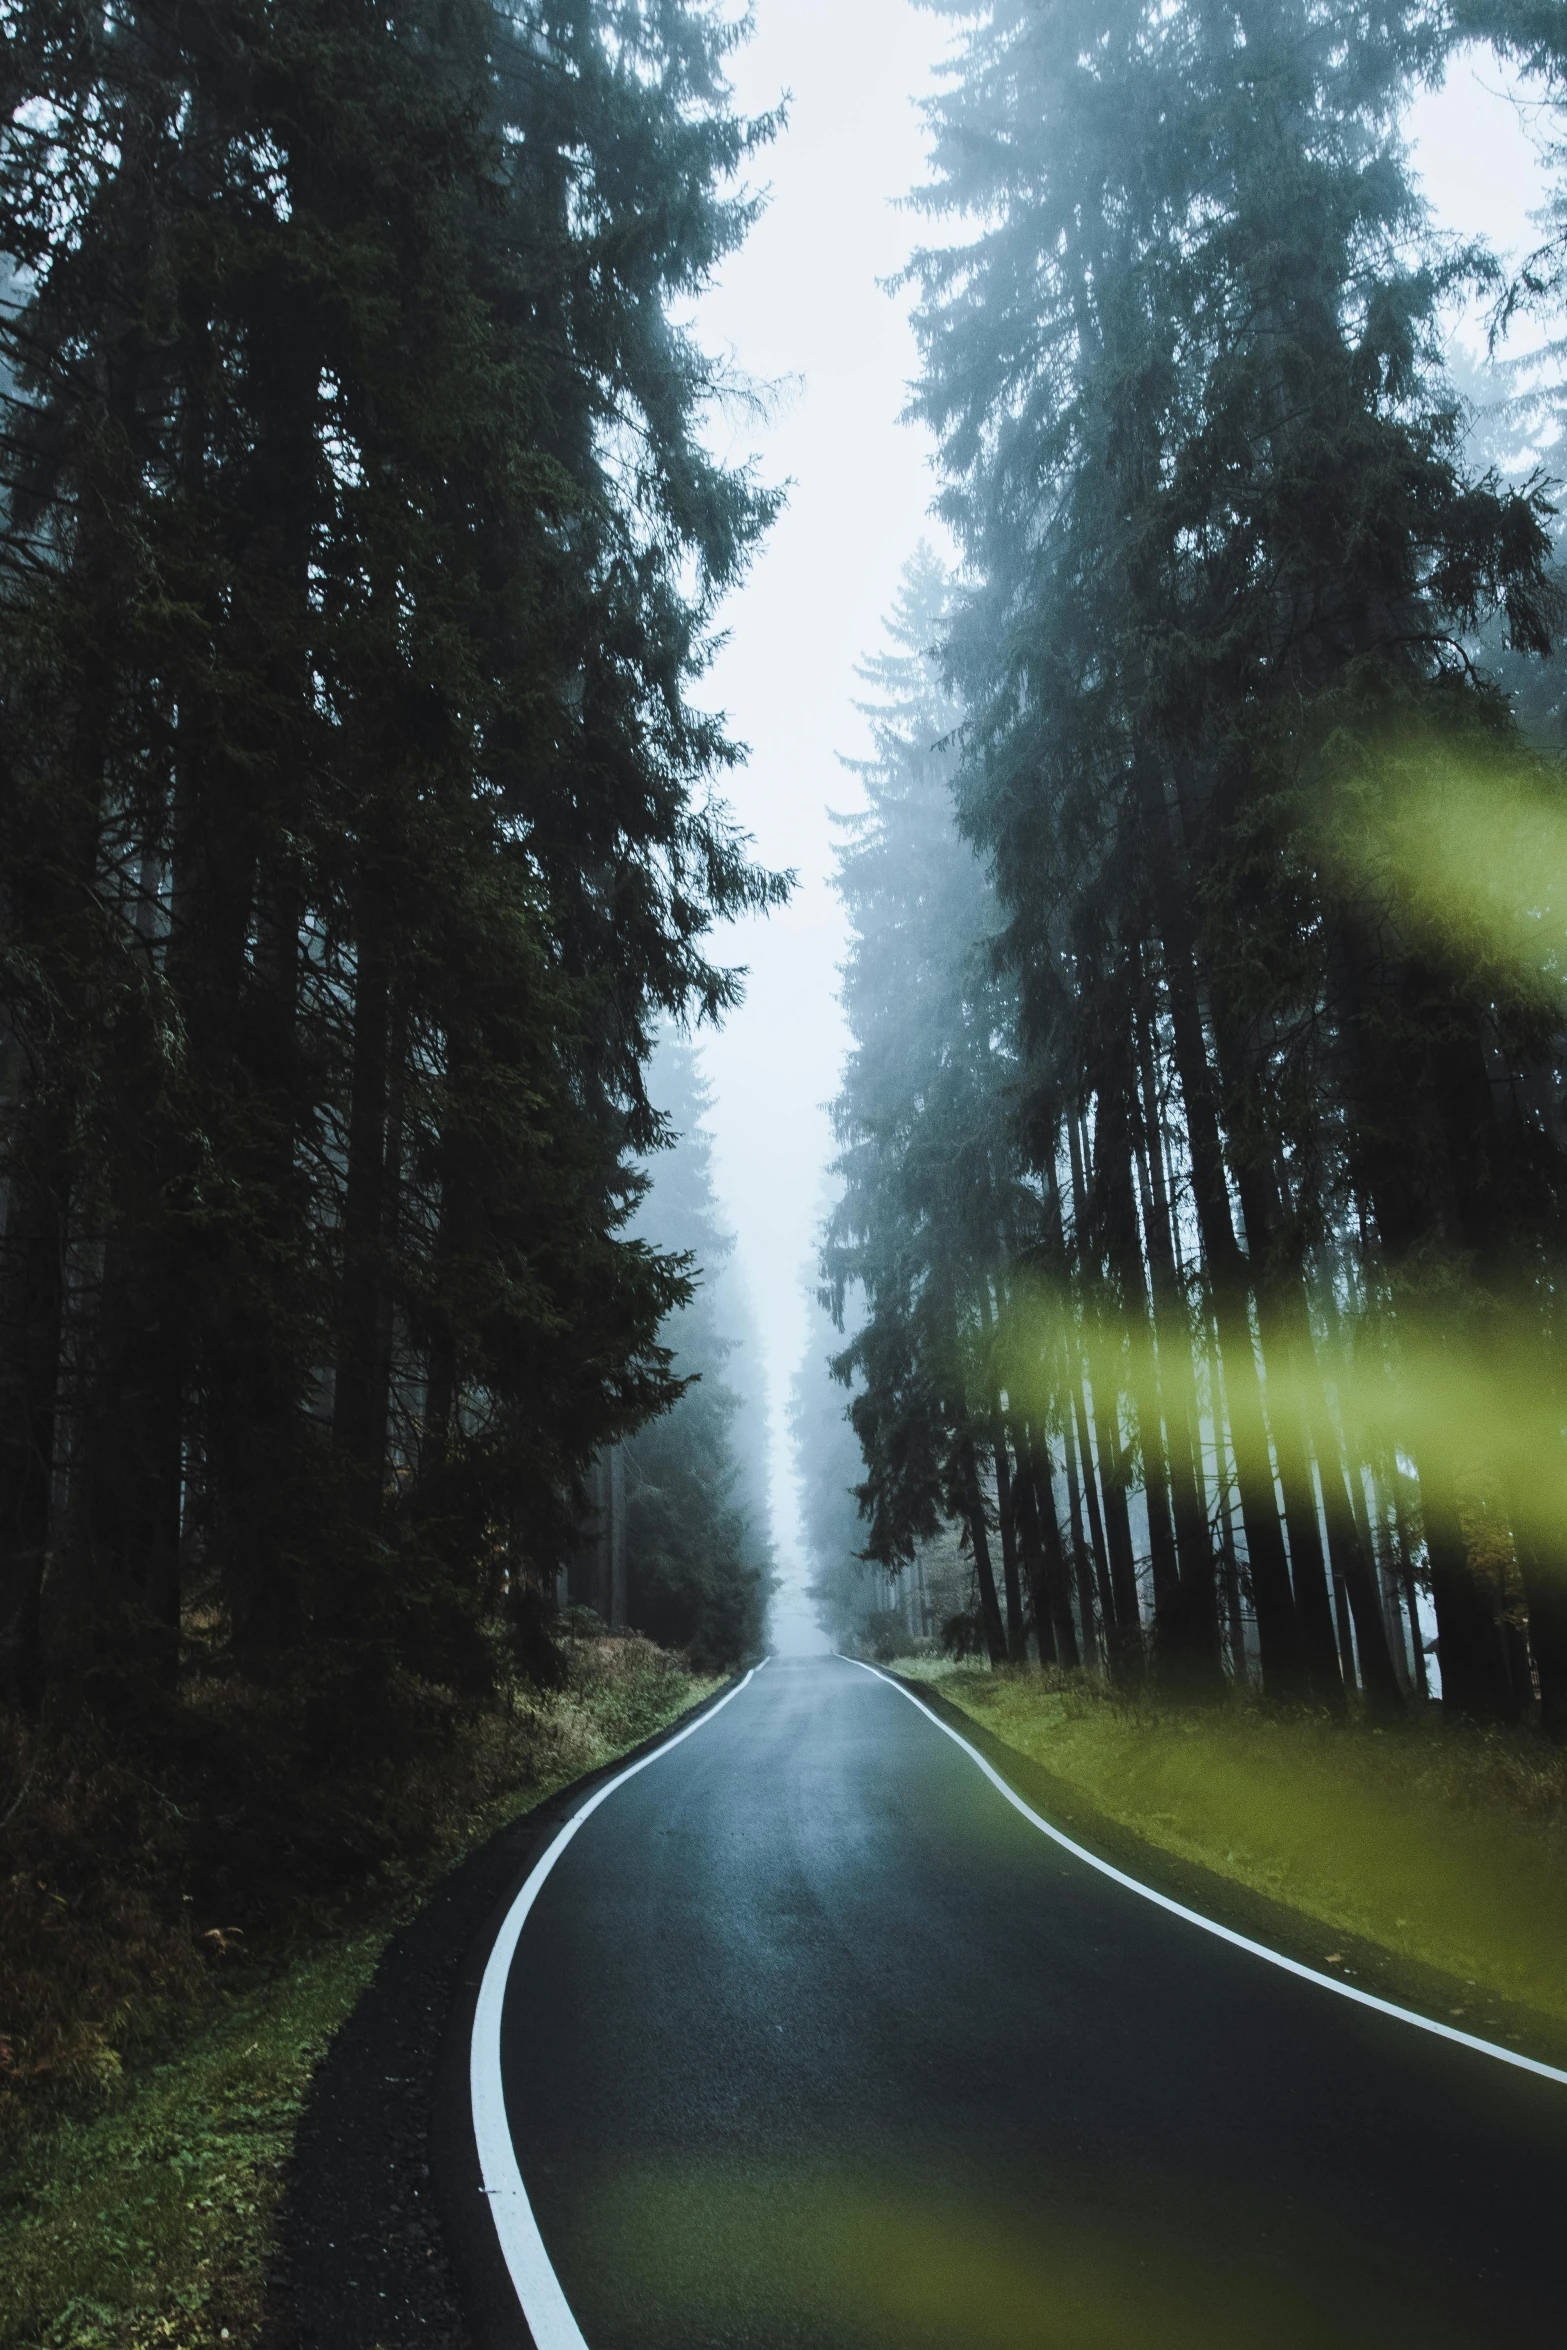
66 1244 185 1693
973 1281 1025 1659
218 851 309 1664
1203 1311 1249 1682
1011 1447 1056 1665
1066 1113 1142 1675
1022 1424 1081 1669
0 1140 65 1709
1235 1205 1347 1705
1419 1452 1512 1722
1134 1000 1223 1688
1310 1409 1404 1715
212 321 321 1665
1154 914 1303 1695
1069 1383 1116 1650
1384 1471 1430 1699
991 1418 1027 1662
1093 1028 1181 1633
334 894 392 1496
960 1436 1008 1666
1330 920 1516 1720
1060 1400 1103 1666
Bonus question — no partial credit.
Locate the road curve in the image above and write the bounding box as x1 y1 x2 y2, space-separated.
455 1654 1567 2349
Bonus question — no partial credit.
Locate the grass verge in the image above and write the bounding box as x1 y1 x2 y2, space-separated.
890 1659 1567 2030
0 1637 720 2350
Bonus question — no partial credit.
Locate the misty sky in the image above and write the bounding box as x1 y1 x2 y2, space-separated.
673 5 1555 1633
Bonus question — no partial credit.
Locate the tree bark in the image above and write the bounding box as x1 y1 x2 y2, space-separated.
1022 1423 1081 1669
0 1138 65 1709
1419 1451 1512 1722
1066 1112 1143 1675
960 1435 1008 1666
973 1280 1025 1659
1153 912 1303 1696
1011 1443 1056 1665
991 1417 1027 1662
1236 1217 1346 1705
1310 1406 1404 1715
333 891 392 1496
1060 1397 1103 1666
1330 920 1516 1719
1133 1001 1223 1688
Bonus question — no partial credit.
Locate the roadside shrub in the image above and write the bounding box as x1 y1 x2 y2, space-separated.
0 1633 715 2154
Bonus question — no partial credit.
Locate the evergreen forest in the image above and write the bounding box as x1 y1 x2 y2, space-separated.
0 0 782 1737
621 1034 775 1670
815 0 1567 1737
7 0 1567 2336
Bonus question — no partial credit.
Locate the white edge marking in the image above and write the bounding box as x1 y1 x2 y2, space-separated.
844 1656 1567 2090
470 1659 767 2349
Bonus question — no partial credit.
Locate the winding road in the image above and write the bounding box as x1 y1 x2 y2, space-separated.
447 1655 1567 2349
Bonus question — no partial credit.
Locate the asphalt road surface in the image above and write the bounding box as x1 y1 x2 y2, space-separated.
458 1655 1567 2350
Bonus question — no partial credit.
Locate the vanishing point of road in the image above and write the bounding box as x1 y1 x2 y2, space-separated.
449 1655 1567 2349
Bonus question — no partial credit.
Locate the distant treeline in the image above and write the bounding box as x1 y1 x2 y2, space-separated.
822 0 1567 1732
621 1035 775 1671
0 0 784 1722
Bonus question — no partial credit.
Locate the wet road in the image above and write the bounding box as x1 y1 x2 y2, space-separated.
462 1655 1567 2348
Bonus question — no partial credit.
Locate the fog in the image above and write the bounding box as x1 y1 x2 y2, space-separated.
674 0 954 1642
680 6 1556 1646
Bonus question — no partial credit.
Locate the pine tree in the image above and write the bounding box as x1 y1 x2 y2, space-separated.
0 0 786 1722
879 0 1567 1722
824 551 1045 1668
620 1033 774 1668
791 1275 876 1649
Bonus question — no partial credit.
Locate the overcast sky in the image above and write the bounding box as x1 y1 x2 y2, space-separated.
671 6 1557 1640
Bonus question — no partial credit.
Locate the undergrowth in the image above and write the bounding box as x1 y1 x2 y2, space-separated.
894 1659 1567 2023
0 1633 718 2350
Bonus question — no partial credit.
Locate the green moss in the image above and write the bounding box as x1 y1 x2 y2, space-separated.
0 1646 719 2350
899 1661 1567 2023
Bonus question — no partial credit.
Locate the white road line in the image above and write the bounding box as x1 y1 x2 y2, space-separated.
469 1661 766 2350
846 1656 1567 2089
